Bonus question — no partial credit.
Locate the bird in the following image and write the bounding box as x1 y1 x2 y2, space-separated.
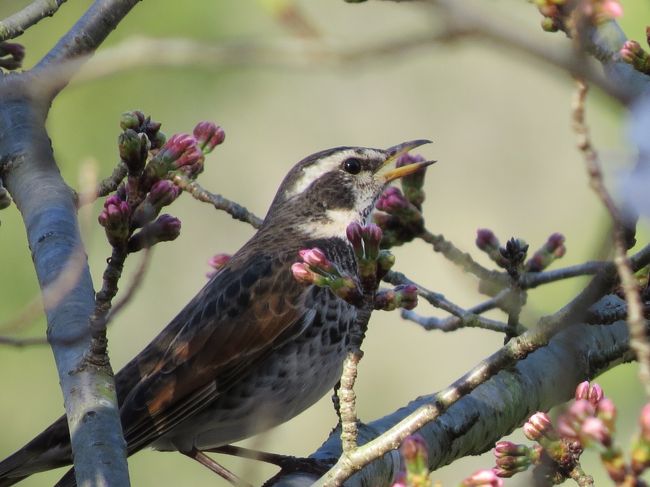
0 139 433 486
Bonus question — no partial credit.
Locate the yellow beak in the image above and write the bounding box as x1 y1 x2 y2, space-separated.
378 139 435 183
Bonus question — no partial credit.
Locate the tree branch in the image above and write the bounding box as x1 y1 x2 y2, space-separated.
32 0 142 98
0 92 130 485
266 315 632 487
0 0 68 42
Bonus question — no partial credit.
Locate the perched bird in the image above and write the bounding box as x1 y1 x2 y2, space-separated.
0 140 432 486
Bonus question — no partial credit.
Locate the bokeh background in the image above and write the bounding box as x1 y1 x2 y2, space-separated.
0 0 649 485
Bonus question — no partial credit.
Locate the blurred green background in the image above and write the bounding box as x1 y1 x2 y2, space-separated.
0 0 649 485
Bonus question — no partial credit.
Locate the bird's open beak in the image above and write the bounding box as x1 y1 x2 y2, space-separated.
379 139 435 183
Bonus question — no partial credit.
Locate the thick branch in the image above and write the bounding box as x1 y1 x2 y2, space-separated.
266 315 632 486
32 0 142 97
0 92 129 485
0 0 67 41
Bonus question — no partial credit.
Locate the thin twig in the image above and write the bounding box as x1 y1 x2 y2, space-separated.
520 261 606 289
419 230 506 285
0 335 47 346
572 79 650 395
401 309 510 334
338 352 362 454
0 0 67 42
384 271 522 334
107 247 153 322
172 173 263 228
86 245 128 365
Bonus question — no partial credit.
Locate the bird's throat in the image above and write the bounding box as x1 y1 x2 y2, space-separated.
297 208 365 239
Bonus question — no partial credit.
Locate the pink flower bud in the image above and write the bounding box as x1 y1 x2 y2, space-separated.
206 253 232 278
462 469 504 486
581 417 611 446
193 121 225 154
597 397 617 429
376 186 409 213
476 228 499 251
575 381 590 401
298 247 333 272
291 262 314 284
148 179 181 207
494 441 526 458
523 412 554 441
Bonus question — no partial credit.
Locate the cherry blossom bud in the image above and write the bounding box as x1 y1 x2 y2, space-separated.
127 214 181 252
374 284 418 311
620 40 650 74
291 262 314 284
376 249 395 279
346 222 364 259
148 133 204 178
574 381 603 406
580 417 611 446
462 469 504 486
399 434 429 484
597 397 617 430
376 186 410 214
361 223 382 261
523 412 555 441
131 180 181 228
526 233 566 272
119 129 150 177
98 194 130 247
631 403 650 473
396 152 427 207
298 247 333 272
193 121 225 154
207 253 232 278
120 110 146 131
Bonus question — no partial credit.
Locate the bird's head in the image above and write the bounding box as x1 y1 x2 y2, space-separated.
265 140 434 238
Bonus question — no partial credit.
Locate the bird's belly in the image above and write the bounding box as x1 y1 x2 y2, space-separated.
152 307 353 452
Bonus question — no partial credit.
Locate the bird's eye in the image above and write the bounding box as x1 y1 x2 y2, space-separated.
342 158 362 175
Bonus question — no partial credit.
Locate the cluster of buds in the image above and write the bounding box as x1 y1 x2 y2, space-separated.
374 284 418 311
392 435 431 487
621 30 650 75
291 247 361 304
578 0 622 25
470 381 650 485
534 0 566 32
146 133 206 180
476 229 566 275
475 230 529 274
535 0 622 33
98 189 181 252
373 152 428 248
120 110 166 150
0 42 25 71
206 253 232 278
492 441 538 479
292 223 418 311
98 111 225 252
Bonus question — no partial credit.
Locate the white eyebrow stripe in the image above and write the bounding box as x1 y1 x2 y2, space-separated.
284 150 356 198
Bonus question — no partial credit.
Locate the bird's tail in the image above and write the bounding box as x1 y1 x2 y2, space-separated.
0 416 72 486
